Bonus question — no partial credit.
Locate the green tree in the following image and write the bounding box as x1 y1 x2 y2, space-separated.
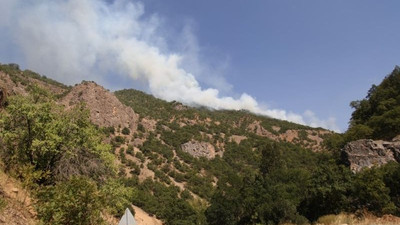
379 163 400 215
205 176 243 225
260 142 284 176
35 177 104 225
121 127 130 135
299 163 352 221
348 66 400 140
100 179 136 217
0 94 115 183
352 168 395 215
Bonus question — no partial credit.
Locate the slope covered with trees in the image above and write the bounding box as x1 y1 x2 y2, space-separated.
1 63 400 225
0 69 134 224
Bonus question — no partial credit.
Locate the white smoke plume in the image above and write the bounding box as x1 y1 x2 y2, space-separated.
0 0 340 132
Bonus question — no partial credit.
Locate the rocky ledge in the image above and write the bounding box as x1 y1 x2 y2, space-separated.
341 139 400 172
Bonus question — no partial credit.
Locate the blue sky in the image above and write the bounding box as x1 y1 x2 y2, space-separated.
1 0 399 131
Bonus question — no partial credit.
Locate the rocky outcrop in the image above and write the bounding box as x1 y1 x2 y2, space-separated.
0 72 28 97
140 118 157 132
181 141 220 159
230 135 247 144
60 81 139 130
172 102 188 111
342 139 400 172
247 121 277 140
246 120 331 151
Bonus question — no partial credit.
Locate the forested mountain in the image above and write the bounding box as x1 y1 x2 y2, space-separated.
1 63 400 225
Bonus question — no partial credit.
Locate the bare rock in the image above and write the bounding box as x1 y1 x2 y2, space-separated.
279 129 299 142
0 72 28 97
60 81 139 130
172 102 188 111
393 135 400 142
141 118 157 132
181 141 219 159
342 139 400 172
247 120 277 140
230 135 247 144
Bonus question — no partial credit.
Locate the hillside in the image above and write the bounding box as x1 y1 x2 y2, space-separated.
115 88 332 152
1 63 400 225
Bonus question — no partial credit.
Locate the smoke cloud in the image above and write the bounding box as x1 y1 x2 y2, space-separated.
0 0 340 132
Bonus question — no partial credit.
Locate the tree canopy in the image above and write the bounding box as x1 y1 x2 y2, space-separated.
348 66 400 140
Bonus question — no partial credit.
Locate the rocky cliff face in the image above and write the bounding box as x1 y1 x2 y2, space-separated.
181 141 221 159
60 81 139 130
342 139 400 172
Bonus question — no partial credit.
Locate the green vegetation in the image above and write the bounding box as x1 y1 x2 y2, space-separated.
0 195 6 212
35 177 104 225
115 89 321 138
103 126 115 135
122 127 131 135
0 87 132 224
112 135 126 147
348 66 400 141
36 177 134 225
205 144 400 225
1 64 400 224
0 93 114 182
204 67 400 224
123 177 207 225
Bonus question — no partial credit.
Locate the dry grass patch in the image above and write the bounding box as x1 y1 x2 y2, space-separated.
316 212 400 225
317 213 355 225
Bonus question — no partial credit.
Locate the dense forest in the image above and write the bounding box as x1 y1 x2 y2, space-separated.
1 64 400 225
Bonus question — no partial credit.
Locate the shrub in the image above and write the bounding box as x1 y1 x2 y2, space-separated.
35 177 104 225
122 127 130 135
112 136 126 147
137 123 145 133
119 148 126 164
100 179 136 217
135 152 145 163
0 196 6 212
181 189 192 200
103 126 115 135
126 145 134 155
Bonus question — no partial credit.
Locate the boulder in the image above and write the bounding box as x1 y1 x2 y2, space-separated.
341 139 400 172
181 141 219 159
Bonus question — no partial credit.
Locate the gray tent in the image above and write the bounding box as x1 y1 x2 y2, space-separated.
118 208 137 225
